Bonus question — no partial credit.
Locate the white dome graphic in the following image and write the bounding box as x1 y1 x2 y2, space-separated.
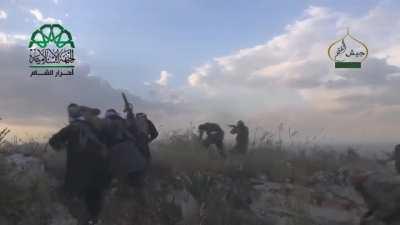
328 28 368 68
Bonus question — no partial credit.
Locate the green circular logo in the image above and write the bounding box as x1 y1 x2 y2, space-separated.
29 24 75 48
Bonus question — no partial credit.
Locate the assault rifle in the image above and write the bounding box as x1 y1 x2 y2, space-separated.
122 92 134 119
228 124 237 134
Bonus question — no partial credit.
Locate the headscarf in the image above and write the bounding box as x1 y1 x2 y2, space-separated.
68 103 84 123
105 109 120 119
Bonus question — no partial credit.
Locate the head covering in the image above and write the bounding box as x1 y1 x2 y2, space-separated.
237 120 244 127
68 103 84 122
136 113 147 119
105 109 120 118
80 106 101 117
198 124 205 130
68 103 80 117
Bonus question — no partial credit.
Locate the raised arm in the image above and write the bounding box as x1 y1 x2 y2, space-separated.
49 126 71 151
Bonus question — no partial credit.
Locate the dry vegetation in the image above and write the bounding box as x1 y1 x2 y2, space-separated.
0 126 381 225
152 127 358 184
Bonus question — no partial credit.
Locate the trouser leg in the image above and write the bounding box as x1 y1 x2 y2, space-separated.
84 187 103 223
216 141 226 158
202 138 211 148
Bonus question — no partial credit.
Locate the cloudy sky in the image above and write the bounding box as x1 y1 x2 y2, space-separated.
1 0 400 143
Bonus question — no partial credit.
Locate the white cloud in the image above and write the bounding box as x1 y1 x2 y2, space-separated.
0 10 7 20
182 4 400 142
0 33 28 46
29 9 61 24
188 6 336 90
187 5 400 111
156 70 172 86
145 70 186 104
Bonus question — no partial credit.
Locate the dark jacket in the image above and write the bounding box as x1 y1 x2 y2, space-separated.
49 120 109 194
103 115 146 176
231 124 249 153
103 115 135 147
395 145 400 174
136 119 158 161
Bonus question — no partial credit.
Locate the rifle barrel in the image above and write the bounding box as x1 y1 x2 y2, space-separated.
122 93 128 103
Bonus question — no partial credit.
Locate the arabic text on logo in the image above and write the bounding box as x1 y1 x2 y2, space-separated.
28 24 75 77
327 28 368 69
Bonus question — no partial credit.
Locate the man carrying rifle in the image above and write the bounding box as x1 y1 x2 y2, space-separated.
135 112 158 163
121 93 158 163
229 120 249 154
103 108 146 188
49 104 110 225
